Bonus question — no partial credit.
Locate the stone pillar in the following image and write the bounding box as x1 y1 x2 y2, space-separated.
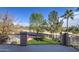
62 33 69 46
20 32 27 46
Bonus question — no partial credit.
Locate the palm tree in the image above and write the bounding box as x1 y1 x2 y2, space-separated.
62 9 74 33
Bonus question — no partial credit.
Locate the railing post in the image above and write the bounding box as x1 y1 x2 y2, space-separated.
62 33 69 46
20 32 27 46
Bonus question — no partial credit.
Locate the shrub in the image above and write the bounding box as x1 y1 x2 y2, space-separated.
0 34 10 44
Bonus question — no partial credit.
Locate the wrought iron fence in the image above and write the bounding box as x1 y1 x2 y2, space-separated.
0 32 61 45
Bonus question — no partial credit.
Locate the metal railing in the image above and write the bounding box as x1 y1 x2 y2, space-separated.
0 32 61 45
0 32 79 48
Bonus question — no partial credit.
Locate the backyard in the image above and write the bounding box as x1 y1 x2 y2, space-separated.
28 38 61 45
0 7 79 52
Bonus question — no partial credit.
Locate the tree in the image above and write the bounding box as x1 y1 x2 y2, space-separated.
40 19 48 31
29 13 44 39
61 9 74 33
0 12 15 44
55 20 63 33
48 10 59 39
0 12 14 35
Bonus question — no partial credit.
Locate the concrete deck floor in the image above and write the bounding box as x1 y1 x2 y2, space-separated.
0 45 78 52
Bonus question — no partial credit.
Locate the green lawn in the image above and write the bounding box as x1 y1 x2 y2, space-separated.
28 38 61 45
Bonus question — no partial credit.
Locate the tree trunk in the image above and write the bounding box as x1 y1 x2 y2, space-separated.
67 18 68 33
36 31 38 40
51 31 54 40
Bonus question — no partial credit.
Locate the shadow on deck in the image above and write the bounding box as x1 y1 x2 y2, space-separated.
0 45 78 52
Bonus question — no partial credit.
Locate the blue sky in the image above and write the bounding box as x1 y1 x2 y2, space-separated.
0 7 78 27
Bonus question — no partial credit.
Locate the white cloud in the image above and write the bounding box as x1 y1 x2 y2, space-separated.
13 17 29 26
74 11 79 15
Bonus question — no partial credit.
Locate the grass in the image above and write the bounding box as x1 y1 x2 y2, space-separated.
28 38 61 45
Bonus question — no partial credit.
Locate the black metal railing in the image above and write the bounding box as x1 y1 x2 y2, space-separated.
0 32 61 45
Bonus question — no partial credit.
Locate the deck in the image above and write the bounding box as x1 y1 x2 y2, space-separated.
0 45 78 52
